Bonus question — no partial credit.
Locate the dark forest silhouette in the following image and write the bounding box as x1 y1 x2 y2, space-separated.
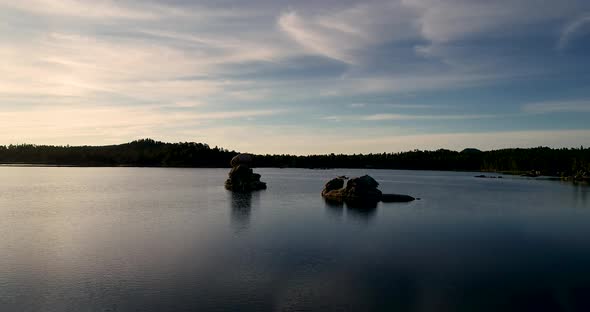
1 139 588 177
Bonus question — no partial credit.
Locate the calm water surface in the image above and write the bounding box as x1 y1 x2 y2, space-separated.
1 167 590 311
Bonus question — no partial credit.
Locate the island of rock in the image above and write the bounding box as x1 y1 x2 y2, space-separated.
225 153 267 192
322 175 415 204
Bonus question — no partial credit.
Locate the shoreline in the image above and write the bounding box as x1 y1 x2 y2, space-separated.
0 163 506 172
2 163 587 184
0 162 578 177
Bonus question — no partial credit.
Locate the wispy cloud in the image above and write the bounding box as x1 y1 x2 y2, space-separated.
0 0 253 20
523 100 590 113
136 29 293 63
558 14 590 50
317 72 507 96
0 0 160 19
322 113 497 122
403 0 583 43
362 113 496 121
0 105 288 145
278 3 415 64
278 10 358 64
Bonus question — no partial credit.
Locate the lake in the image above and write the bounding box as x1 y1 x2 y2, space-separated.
1 167 589 311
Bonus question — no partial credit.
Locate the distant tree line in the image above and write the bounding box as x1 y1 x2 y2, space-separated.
254 147 590 176
0 139 588 176
0 139 237 168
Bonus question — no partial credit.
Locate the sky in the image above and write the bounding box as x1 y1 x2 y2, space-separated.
1 0 590 154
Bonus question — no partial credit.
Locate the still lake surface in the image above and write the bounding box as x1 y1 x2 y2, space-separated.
1 167 590 311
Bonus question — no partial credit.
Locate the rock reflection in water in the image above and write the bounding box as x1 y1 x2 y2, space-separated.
324 198 378 222
229 191 257 231
572 182 589 204
345 200 378 221
324 198 344 219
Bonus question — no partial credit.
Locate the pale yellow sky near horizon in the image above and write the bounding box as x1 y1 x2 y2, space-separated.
2 128 589 155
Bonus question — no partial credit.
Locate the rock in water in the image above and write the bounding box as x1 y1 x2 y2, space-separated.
322 175 381 203
381 194 415 202
225 154 266 192
230 153 253 167
322 177 345 195
321 175 415 203
350 175 379 189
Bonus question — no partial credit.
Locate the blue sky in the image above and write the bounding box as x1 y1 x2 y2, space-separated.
1 0 590 154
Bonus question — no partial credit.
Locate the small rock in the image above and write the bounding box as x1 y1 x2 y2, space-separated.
381 194 415 202
225 154 266 192
230 153 253 167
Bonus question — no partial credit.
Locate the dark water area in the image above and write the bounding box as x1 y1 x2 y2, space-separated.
1 167 590 311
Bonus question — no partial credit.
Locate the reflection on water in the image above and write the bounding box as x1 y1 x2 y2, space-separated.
324 198 344 219
346 201 378 221
572 182 589 204
229 191 259 231
324 198 378 221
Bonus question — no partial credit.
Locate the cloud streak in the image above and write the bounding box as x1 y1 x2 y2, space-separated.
523 100 590 113
278 3 417 64
322 113 497 122
558 14 590 50
0 0 161 19
0 105 287 145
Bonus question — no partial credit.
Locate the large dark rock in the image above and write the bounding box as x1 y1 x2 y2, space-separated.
321 175 415 203
230 153 253 167
349 175 379 189
322 175 381 203
225 154 266 192
322 177 345 194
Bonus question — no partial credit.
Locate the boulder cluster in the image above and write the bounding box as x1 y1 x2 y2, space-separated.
322 175 382 202
322 175 415 203
225 153 267 192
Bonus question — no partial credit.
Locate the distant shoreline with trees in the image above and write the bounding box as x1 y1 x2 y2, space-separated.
0 139 588 180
